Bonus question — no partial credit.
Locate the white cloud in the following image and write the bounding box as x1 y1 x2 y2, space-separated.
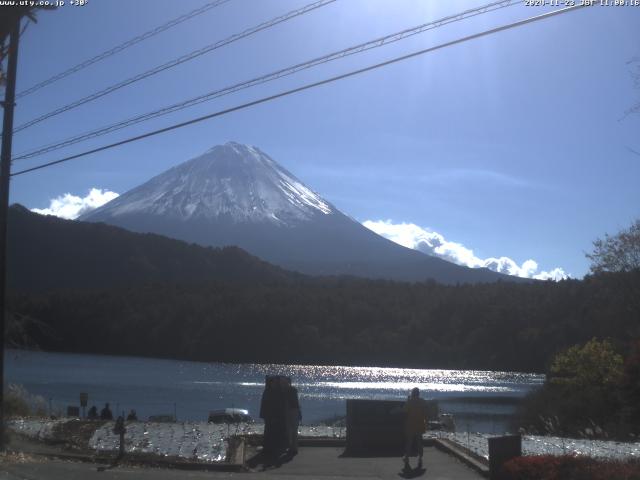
31 188 119 220
363 219 569 281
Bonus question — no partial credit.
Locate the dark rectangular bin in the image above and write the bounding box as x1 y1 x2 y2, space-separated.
489 434 522 480
345 399 406 455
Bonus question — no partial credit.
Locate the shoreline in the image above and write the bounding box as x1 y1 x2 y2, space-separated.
7 417 640 466
5 347 546 376
5 349 542 435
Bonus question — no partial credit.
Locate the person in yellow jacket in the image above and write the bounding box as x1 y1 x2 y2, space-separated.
403 387 429 471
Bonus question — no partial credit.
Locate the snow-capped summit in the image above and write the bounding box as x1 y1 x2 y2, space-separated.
86 142 332 225
81 142 517 284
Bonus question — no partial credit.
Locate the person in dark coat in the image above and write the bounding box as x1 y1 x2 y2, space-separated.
100 402 113 420
87 405 98 420
273 376 291 455
284 377 302 454
260 376 278 456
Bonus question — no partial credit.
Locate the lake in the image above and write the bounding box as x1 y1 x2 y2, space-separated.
5 349 544 433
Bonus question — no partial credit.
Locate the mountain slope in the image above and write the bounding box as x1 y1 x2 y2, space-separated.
7 204 295 292
87 142 332 224
81 142 518 284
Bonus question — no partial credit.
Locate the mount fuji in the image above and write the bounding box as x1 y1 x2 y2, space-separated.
80 142 513 283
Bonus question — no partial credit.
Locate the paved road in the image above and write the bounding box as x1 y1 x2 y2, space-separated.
1 447 484 480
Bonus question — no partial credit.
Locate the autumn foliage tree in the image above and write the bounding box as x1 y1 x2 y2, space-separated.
517 338 640 438
549 338 623 388
586 218 640 327
586 219 640 274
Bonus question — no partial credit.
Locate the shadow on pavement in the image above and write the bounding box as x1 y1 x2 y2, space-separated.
398 466 426 478
339 451 402 458
245 450 297 471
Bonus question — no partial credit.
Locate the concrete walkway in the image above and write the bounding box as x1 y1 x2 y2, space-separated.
1 446 484 480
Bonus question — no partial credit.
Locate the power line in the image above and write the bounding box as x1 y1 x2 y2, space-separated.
11 4 588 178
13 0 521 161
15 0 232 99
13 0 336 133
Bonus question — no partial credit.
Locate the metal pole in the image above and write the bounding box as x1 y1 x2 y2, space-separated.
0 15 21 451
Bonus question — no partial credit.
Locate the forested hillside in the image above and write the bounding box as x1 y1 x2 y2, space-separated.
9 270 639 372
7 204 297 291
8 205 639 372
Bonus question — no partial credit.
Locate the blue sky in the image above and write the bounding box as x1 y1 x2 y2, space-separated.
6 0 640 278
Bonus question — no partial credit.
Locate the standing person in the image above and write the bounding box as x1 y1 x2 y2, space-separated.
272 376 289 456
87 405 98 420
113 415 126 459
284 377 302 455
100 402 113 420
260 376 278 456
403 387 429 471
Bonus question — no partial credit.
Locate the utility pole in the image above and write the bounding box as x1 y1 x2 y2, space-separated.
0 15 21 450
